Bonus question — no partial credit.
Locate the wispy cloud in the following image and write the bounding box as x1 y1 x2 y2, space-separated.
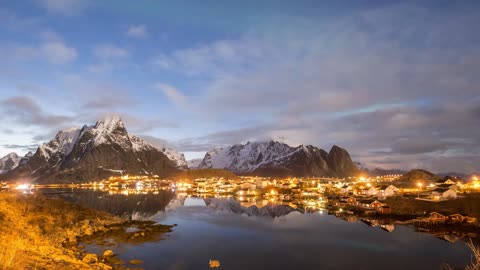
0 96 73 127
38 0 90 15
153 83 186 107
93 44 129 59
126 25 148 38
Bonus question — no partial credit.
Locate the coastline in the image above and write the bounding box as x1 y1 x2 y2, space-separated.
0 192 172 270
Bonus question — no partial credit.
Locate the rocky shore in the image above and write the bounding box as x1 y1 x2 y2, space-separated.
0 192 173 270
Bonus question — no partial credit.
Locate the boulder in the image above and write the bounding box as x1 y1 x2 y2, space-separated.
102 249 114 258
130 259 144 265
82 253 98 264
98 262 113 270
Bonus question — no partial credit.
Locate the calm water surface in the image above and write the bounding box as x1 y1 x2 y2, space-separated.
44 189 472 270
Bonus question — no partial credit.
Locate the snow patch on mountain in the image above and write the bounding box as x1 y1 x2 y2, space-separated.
34 116 187 170
160 147 188 169
198 141 302 173
187 158 202 169
0 152 21 173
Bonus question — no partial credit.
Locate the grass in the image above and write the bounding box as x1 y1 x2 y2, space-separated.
0 192 123 269
385 193 480 218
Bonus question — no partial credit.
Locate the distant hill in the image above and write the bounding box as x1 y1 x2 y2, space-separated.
397 169 440 186
172 169 240 181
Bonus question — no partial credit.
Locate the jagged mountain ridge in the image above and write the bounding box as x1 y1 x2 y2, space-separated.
198 141 358 177
2 116 182 183
0 153 21 173
0 152 33 174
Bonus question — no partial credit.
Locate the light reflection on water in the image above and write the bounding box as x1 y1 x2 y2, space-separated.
43 189 472 270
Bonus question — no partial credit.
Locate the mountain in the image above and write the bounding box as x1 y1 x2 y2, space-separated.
173 169 240 181
0 153 21 173
397 169 440 186
157 146 188 170
0 152 34 174
2 116 180 183
187 158 202 169
205 198 299 217
198 141 358 178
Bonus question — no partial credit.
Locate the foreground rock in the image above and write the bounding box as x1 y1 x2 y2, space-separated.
0 193 173 269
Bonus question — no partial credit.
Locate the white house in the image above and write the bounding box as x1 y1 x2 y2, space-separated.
431 188 457 200
340 185 352 194
366 187 379 196
378 185 398 197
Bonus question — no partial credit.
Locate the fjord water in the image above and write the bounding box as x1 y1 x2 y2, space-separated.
46 190 471 270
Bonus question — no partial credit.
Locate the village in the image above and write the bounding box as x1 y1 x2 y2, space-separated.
2 173 480 228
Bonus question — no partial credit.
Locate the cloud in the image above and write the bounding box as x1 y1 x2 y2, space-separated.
6 41 77 64
154 4 480 173
93 44 129 59
41 41 77 64
153 83 186 107
38 0 90 15
2 144 39 152
126 25 148 38
0 96 72 127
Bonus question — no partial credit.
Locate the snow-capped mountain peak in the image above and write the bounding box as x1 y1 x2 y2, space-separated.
38 127 83 161
198 140 358 177
3 117 187 182
0 152 21 173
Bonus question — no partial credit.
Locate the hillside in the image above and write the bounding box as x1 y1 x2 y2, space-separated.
173 169 240 181
397 169 440 186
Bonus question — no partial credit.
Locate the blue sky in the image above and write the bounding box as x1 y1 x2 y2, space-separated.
0 0 479 173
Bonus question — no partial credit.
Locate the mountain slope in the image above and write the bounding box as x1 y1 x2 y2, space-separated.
0 152 21 173
3 116 180 183
198 141 358 178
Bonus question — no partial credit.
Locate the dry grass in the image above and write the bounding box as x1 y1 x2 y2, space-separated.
442 239 480 270
386 194 480 218
0 192 123 269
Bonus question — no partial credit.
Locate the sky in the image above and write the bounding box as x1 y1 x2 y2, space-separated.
0 0 479 173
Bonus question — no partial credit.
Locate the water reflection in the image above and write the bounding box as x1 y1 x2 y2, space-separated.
41 189 475 270
42 188 174 218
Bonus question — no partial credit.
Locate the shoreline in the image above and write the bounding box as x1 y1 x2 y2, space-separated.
0 192 173 270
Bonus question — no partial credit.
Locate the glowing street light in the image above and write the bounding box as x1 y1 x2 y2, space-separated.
417 182 423 198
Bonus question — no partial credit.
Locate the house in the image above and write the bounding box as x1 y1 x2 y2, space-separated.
358 199 383 209
240 182 257 190
378 185 398 197
436 184 459 192
256 179 269 188
429 212 448 222
236 188 256 197
466 216 478 224
435 179 456 186
431 188 457 200
340 185 351 194
337 197 349 207
366 187 379 196
380 224 395 232
449 214 466 223
377 205 391 214
346 197 357 205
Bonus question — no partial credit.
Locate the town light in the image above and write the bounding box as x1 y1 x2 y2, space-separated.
16 184 30 190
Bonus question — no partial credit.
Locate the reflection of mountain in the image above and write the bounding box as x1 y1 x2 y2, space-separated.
165 197 299 217
45 190 175 218
205 198 299 217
